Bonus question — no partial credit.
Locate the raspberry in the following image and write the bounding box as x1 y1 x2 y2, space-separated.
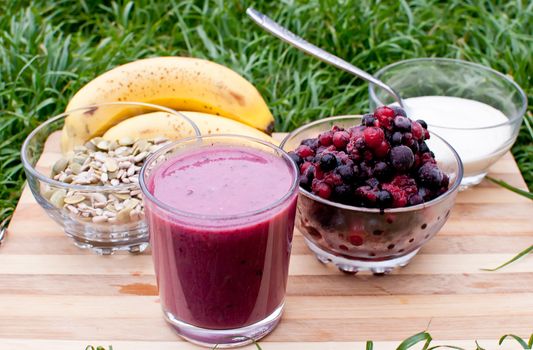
318 131 333 146
421 152 437 165
300 161 313 174
411 121 424 140
390 145 414 172
324 172 343 186
363 127 385 149
374 140 390 158
373 106 395 129
312 180 332 199
295 145 314 158
391 175 418 197
355 185 378 207
382 184 408 208
332 131 350 149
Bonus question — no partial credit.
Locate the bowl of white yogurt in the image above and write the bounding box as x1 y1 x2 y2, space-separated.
369 58 527 188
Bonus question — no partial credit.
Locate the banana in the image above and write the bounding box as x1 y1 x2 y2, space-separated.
102 111 276 144
61 56 275 152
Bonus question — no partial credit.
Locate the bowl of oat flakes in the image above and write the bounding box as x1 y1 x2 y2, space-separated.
21 102 200 254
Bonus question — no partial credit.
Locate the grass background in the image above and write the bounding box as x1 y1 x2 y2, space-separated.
0 0 531 221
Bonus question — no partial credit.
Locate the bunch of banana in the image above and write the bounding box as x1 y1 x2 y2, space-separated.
61 56 275 153
102 111 275 144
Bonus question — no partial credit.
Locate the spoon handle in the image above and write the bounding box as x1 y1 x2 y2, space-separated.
246 7 403 107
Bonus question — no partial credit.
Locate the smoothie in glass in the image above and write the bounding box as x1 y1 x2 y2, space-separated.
140 136 298 347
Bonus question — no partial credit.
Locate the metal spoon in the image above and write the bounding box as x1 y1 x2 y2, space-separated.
246 7 405 108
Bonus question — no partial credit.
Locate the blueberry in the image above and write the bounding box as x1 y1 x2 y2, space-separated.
358 162 374 178
418 163 444 189
299 165 315 189
336 164 355 182
416 119 428 129
366 177 380 188
362 114 376 126
377 190 393 208
391 132 403 145
333 184 353 201
408 139 419 153
319 153 337 171
390 145 415 172
301 138 319 150
393 116 412 131
391 106 407 117
373 161 392 180
408 194 424 205
288 151 303 166
419 141 429 153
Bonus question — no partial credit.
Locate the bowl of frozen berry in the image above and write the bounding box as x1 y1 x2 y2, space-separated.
280 106 463 274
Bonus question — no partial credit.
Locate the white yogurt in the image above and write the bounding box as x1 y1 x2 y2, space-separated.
397 96 513 176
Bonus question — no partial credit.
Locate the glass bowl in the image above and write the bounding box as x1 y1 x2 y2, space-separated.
368 58 526 188
21 102 200 255
280 115 463 274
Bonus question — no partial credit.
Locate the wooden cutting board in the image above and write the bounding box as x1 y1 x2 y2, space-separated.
1 132 532 350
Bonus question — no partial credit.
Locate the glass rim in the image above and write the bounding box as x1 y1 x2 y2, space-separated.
139 134 300 221
21 101 202 192
368 57 528 130
279 115 464 213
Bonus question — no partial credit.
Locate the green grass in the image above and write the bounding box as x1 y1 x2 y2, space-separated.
0 0 532 220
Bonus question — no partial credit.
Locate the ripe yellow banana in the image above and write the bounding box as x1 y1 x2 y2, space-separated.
102 111 276 144
61 56 275 152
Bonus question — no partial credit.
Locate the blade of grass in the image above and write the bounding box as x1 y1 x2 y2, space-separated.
396 331 432 350
486 176 533 200
498 334 531 349
481 245 533 271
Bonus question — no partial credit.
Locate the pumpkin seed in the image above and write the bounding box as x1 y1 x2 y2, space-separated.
64 194 86 205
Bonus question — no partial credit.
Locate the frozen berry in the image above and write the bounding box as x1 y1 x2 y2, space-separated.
391 132 403 145
408 194 424 205
419 141 429 154
373 161 392 180
418 163 444 189
411 121 424 140
324 172 343 186
391 106 407 117
295 145 314 158
336 164 355 182
366 177 380 188
312 180 332 199
382 184 408 207
416 119 428 129
377 190 393 208
374 106 395 129
333 131 350 149
355 186 378 207
299 165 315 188
318 131 333 146
362 114 376 126
363 127 385 149
288 151 302 166
393 116 411 131
390 145 414 172
301 138 319 149
374 141 390 158
333 184 352 201
421 152 437 165
318 153 337 171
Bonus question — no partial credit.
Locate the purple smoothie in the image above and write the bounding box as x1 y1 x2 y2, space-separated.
145 145 298 330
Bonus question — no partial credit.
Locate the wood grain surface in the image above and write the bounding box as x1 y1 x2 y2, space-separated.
1 132 532 350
